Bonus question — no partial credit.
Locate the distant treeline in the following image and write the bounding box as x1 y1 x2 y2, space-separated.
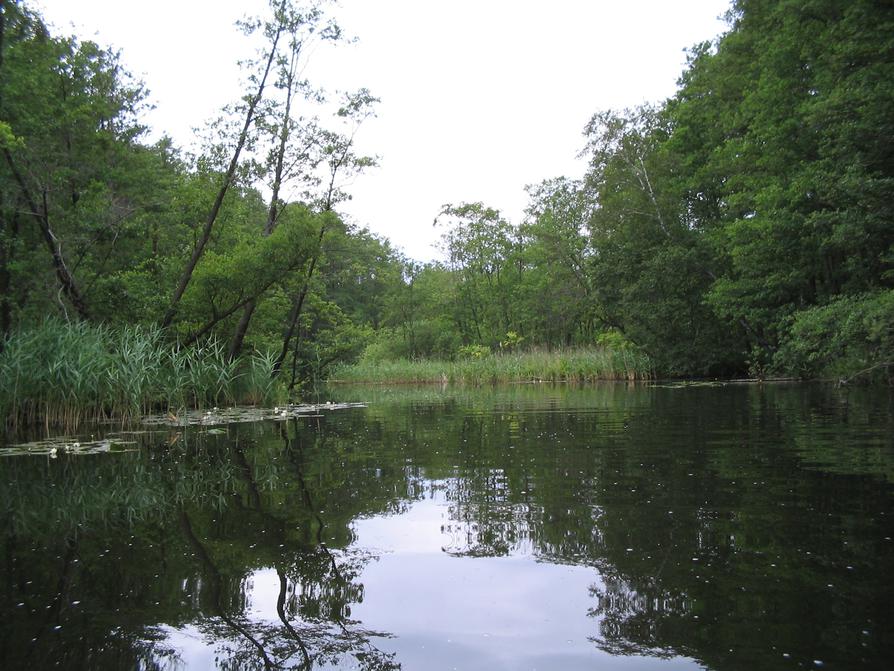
362 0 894 383
1 0 892 391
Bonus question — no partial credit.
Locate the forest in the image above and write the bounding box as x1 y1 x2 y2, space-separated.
1 0 892 426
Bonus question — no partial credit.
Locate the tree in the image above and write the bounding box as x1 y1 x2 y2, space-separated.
667 0 894 374
435 202 520 347
581 106 742 374
160 1 286 329
272 88 379 382
520 177 596 346
371 261 461 361
227 0 347 360
0 1 149 326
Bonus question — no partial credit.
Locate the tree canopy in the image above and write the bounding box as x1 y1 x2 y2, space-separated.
2 0 891 386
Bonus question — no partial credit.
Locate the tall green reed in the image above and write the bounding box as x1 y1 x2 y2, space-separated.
0 319 285 430
331 346 654 385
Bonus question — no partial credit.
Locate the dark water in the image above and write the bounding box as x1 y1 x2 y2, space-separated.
1 383 893 670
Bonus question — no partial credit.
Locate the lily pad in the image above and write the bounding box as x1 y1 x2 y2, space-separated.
1 436 138 457
141 402 366 428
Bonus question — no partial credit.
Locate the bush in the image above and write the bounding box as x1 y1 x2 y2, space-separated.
775 289 894 383
595 329 634 351
360 319 461 362
458 344 490 359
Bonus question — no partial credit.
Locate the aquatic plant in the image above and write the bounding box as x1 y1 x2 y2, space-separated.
330 347 653 385
0 319 285 430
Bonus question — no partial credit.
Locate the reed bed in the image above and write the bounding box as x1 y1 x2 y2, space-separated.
0 320 282 430
331 347 653 385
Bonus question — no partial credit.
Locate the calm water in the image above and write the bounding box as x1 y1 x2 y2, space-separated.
1 383 893 670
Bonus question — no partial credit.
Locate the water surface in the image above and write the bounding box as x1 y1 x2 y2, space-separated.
2 383 892 670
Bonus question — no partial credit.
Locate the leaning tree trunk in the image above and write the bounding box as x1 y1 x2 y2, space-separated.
2 149 90 320
271 249 319 379
227 46 300 360
161 23 283 329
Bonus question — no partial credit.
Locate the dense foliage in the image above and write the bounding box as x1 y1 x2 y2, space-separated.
0 0 396 401
351 0 893 383
1 0 891 398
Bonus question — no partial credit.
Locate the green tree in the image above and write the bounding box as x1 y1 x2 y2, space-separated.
0 1 149 325
436 202 521 347
160 1 286 329
667 0 894 376
227 1 349 360
520 177 596 346
380 261 462 360
581 106 741 374
271 88 379 381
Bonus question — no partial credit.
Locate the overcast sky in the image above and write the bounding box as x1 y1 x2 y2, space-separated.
36 0 731 261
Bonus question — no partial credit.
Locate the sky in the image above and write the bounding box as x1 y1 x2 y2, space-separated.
35 0 731 261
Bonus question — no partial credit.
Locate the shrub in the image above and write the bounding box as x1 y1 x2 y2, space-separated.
458 344 490 359
774 289 893 383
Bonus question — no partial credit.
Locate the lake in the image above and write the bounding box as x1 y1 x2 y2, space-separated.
1 383 892 670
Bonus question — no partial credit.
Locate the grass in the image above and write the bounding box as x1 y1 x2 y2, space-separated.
330 347 653 385
0 319 283 431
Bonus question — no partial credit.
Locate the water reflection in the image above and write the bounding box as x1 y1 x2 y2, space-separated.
1 383 893 669
1 421 402 670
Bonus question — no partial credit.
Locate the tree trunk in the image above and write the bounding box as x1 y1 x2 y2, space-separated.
161 22 283 329
0 198 14 343
227 45 300 360
288 323 304 391
2 149 90 320
272 262 315 378
271 211 329 379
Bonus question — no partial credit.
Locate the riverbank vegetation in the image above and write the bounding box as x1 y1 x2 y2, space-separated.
0 319 280 429
1 0 892 429
332 346 653 385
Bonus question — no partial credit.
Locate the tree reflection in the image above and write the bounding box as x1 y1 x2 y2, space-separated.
0 419 403 670
2 384 893 669
341 384 894 667
167 426 401 670
587 576 685 658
